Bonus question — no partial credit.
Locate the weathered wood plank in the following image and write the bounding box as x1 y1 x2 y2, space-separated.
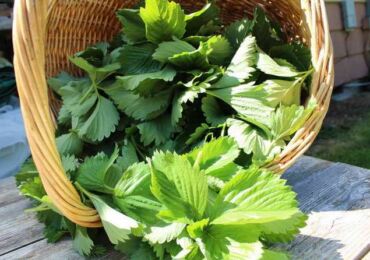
0 178 24 208
286 160 370 212
283 156 334 189
280 157 370 260
363 251 370 260
1 156 369 259
0 239 125 260
281 210 370 260
0 178 45 255
0 199 44 256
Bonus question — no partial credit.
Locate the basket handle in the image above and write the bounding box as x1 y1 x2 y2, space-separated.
13 0 102 228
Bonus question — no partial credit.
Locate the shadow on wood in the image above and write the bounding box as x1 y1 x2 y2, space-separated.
277 235 344 260
281 156 370 259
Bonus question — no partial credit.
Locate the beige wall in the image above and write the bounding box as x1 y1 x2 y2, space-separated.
327 2 370 86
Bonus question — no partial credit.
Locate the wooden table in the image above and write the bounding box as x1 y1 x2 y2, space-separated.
0 156 369 260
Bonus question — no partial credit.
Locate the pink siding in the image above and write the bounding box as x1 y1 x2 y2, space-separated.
327 3 369 86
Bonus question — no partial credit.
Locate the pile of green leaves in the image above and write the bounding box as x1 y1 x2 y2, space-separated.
18 138 306 259
17 0 315 259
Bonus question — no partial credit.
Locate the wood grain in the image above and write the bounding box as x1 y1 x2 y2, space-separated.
0 239 125 260
363 251 370 260
0 178 45 256
0 156 369 259
0 178 23 208
280 157 370 260
0 199 44 256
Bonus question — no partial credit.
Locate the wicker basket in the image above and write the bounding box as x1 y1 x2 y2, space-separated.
13 0 334 228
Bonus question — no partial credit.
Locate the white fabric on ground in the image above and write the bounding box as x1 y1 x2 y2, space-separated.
0 97 30 179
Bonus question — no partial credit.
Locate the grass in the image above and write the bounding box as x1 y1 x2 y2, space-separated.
307 91 370 169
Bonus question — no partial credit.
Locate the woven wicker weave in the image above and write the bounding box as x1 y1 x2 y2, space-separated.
13 0 334 227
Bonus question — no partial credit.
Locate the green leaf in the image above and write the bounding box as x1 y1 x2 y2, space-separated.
48 71 76 96
16 159 38 186
57 105 72 126
116 195 162 214
77 97 120 142
201 96 228 126
224 19 254 50
73 226 94 256
69 57 120 84
131 243 157 260
90 245 107 257
168 42 210 70
137 114 174 146
185 3 220 35
115 237 143 257
153 39 196 63
226 35 257 80
227 118 282 165
59 80 119 142
227 118 259 155
115 65 176 95
182 67 223 91
206 36 233 66
104 165 122 190
208 83 274 132
114 163 161 224
114 163 151 197
198 19 221 36
140 0 186 43
206 163 241 185
118 43 162 75
187 218 209 239
56 132 83 156
145 223 186 244
105 86 171 121
114 195 162 225
153 38 211 69
184 35 211 45
186 123 210 146
252 7 282 52
227 118 255 154
117 9 146 44
271 100 316 140
257 52 300 77
75 42 109 67
270 42 312 72
252 136 285 166
61 154 79 173
77 148 119 194
171 89 199 126
150 151 208 220
210 167 307 242
203 238 264 260
37 210 74 243
210 74 241 89
259 79 304 107
261 250 290 260
59 80 94 118
78 185 140 245
116 140 139 171
187 137 240 175
18 176 46 201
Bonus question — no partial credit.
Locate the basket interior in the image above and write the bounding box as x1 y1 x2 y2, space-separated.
46 0 310 79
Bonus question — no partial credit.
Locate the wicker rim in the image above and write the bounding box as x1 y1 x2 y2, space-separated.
13 0 334 227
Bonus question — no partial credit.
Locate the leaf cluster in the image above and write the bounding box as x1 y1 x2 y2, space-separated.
17 0 315 258
49 0 315 166
17 137 307 259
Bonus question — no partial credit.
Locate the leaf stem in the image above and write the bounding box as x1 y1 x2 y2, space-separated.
193 151 203 170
